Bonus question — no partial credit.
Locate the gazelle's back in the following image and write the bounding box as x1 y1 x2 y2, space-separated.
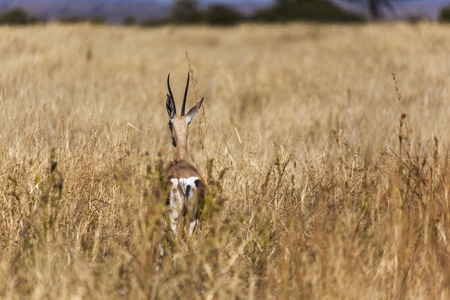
168 160 205 182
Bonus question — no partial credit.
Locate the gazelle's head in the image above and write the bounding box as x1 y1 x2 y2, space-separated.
166 73 204 148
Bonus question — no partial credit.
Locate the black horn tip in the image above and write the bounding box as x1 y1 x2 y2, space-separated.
181 72 190 116
167 73 174 102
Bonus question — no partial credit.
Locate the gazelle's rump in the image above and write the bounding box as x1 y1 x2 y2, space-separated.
169 177 200 236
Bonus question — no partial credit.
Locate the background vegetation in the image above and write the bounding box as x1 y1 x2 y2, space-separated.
2 1 450 25
438 6 450 22
0 22 449 299
0 7 39 25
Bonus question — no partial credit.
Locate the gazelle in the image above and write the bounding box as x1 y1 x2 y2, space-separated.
165 72 205 238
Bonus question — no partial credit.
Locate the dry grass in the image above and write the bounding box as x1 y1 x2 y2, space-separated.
0 22 449 299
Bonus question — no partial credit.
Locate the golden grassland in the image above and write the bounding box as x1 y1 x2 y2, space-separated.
0 22 449 299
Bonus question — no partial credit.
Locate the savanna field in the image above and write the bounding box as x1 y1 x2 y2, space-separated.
0 22 449 299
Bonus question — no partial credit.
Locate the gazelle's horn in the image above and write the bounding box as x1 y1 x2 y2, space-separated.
181 72 189 116
167 73 174 102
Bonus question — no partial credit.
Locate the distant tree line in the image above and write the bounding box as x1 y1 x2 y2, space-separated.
142 0 363 26
138 2 255 26
140 0 450 25
0 8 39 25
1 0 450 26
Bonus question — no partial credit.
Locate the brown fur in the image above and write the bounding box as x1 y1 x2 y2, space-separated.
168 160 205 183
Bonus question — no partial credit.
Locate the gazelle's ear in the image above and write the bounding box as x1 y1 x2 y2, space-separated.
186 97 204 125
166 94 176 120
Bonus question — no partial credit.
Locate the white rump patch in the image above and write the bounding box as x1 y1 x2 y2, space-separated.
171 177 199 198
169 177 199 237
